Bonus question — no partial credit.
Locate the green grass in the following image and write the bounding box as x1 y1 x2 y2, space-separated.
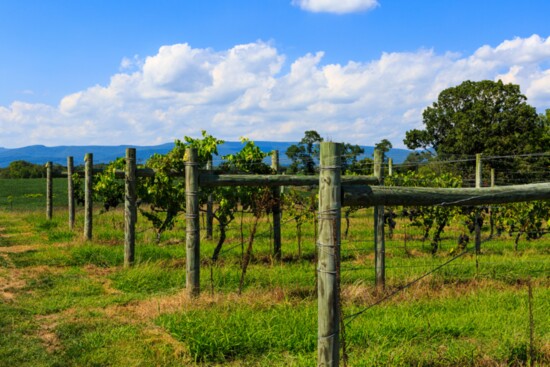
0 302 58 367
155 285 550 366
16 267 134 315
157 301 317 363
0 202 549 366
110 263 186 295
0 178 68 211
344 286 550 366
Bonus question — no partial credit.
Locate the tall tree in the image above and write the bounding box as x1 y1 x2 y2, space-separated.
404 80 549 181
374 139 393 155
286 130 324 174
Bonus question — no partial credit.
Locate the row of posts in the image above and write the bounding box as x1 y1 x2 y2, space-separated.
42 145 491 366
41 144 366 366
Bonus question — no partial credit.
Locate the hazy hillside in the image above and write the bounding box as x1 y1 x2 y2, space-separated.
0 142 412 167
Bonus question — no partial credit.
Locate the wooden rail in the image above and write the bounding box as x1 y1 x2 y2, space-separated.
342 182 550 207
56 144 550 367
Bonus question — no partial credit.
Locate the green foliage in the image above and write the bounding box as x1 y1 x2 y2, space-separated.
139 131 224 241
0 160 62 179
494 200 550 250
341 143 365 173
285 130 323 174
374 138 392 154
94 157 125 211
400 151 433 173
386 171 463 253
183 130 224 167
282 188 317 257
71 172 85 206
211 138 273 261
404 80 549 180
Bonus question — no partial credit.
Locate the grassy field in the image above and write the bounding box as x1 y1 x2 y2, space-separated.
0 178 549 366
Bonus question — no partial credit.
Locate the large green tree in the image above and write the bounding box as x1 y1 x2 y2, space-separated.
404 80 549 181
285 130 323 175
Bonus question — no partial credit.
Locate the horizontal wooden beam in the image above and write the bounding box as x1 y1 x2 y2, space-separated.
343 182 550 207
63 170 379 187
199 174 379 187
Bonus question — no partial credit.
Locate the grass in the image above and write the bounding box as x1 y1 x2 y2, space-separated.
0 200 549 366
0 178 68 211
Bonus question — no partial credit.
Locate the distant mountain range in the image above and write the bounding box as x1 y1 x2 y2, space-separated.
0 142 412 168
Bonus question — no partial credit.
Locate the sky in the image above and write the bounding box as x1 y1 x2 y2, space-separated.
1 0 550 149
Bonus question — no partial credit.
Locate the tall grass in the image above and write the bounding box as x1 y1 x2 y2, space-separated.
0 199 548 366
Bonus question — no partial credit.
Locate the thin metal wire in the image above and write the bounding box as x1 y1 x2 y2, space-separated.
344 247 472 325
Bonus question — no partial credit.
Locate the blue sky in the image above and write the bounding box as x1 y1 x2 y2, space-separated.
1 0 549 148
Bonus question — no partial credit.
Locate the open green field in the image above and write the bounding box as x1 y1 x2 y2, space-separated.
0 178 549 366
0 178 68 211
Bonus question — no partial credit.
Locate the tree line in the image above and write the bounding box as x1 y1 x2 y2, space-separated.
7 79 550 254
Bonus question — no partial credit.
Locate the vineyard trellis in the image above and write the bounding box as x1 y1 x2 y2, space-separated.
42 142 550 367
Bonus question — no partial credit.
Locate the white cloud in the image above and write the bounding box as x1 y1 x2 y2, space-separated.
1 35 550 149
292 0 379 14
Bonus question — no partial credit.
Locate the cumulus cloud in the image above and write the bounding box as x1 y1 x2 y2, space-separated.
1 35 550 148
291 0 379 14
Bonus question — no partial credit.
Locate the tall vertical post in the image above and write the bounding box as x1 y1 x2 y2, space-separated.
206 159 214 240
475 153 482 188
489 168 495 239
46 162 53 220
185 148 200 297
124 148 137 267
388 157 393 177
373 149 385 290
272 150 282 260
317 142 342 367
475 153 482 254
84 153 93 241
67 156 75 230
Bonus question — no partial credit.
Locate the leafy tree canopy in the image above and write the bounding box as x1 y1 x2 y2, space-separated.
286 130 324 174
0 160 63 179
404 80 547 157
374 139 393 154
404 80 550 181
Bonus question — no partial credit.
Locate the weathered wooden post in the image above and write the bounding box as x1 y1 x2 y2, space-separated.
317 142 342 367
67 156 75 230
185 148 200 297
124 148 137 267
272 150 282 260
388 157 393 177
489 168 495 238
206 159 214 240
46 162 53 220
373 149 385 290
475 153 482 254
84 153 93 241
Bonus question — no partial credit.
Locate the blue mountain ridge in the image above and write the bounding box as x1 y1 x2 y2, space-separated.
0 142 412 168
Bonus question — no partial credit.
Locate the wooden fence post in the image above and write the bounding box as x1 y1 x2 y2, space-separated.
475 153 482 254
489 168 495 238
84 153 93 241
373 149 385 290
124 148 137 267
317 142 342 367
185 148 200 297
388 157 393 177
46 162 53 220
206 159 214 240
67 156 75 230
272 150 282 260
